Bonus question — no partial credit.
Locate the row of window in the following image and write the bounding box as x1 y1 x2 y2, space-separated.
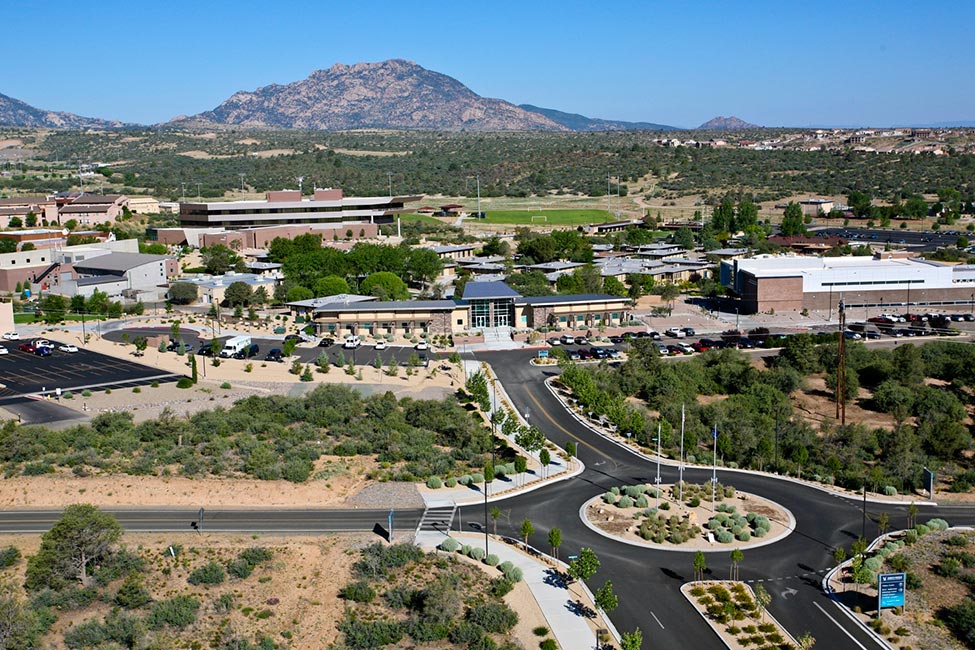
821 279 922 287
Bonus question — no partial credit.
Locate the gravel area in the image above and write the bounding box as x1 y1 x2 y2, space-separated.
344 482 425 509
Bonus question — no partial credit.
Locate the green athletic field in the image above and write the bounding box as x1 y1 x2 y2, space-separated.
474 209 616 225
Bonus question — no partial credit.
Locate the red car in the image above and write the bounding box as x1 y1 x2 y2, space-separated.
18 343 51 356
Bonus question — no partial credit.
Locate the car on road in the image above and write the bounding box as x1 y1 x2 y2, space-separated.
0 346 7 355
317 337 335 347
374 340 388 350
168 339 191 352
2 332 19 340
233 343 260 359
57 344 79 353
33 339 53 349
265 348 284 362
415 340 429 351
664 327 686 338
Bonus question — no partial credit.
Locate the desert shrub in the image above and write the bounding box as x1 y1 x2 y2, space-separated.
444 477 457 487
540 640 557 650
470 547 486 562
470 473 484 484
485 554 499 566
220 381 232 389
688 497 701 507
187 561 225 585
439 538 460 553
947 535 970 547
737 530 751 542
147 595 200 629
939 557 963 578
339 616 404 649
623 485 644 498
503 566 523 582
533 626 550 636
906 572 923 590
461 545 473 557
115 572 152 609
610 486 620 496
716 530 734 544
883 485 897 496
865 557 883 573
617 496 634 509
353 543 424 579
458 475 472 486
602 492 616 504
635 495 649 508
905 530 919 545
468 602 519 633
426 476 442 489
449 620 484 645
944 597 975 647
490 577 514 598
340 581 377 603
927 518 950 531
176 377 193 389
0 546 20 568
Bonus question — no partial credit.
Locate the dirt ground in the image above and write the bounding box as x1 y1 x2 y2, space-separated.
0 531 550 650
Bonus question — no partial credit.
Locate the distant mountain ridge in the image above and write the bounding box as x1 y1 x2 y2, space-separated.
0 92 129 129
698 116 759 130
178 60 567 132
518 104 679 131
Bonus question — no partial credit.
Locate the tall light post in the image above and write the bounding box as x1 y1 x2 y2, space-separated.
387 171 393 197
655 422 662 510
678 404 685 503
711 424 718 513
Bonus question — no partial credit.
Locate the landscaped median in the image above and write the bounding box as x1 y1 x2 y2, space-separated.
580 480 794 551
681 581 809 650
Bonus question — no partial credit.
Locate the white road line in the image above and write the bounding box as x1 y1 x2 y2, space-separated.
812 601 870 650
649 611 664 630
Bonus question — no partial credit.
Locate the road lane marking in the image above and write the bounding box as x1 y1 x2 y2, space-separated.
649 610 664 629
812 601 870 650
524 390 615 463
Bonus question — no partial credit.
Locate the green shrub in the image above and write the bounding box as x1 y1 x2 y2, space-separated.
426 476 443 489
939 557 962 578
737 530 751 542
883 485 897 496
444 477 457 487
617 495 634 509
0 546 20 568
504 566 523 582
132 386 141 394
635 495 649 508
470 547 486 561
485 554 499 566
688 497 701 507
716 530 734 544
220 381 232 389
905 530 919 545
533 626 550 637
187 561 225 585
146 595 199 629
470 472 485 484
490 576 514 598
468 602 518 633
227 558 254 579
340 580 377 603
602 492 616 504
115 572 152 609
339 616 403 649
439 538 460 553
610 486 620 495
458 475 473 486
540 640 558 650
176 377 193 389
927 518 950 531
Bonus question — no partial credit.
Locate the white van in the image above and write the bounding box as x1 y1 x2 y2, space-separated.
343 335 361 349
220 335 252 358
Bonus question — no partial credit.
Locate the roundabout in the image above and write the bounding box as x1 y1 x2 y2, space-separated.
579 481 795 552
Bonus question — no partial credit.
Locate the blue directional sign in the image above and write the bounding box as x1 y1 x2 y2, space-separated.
537 350 549 359
879 572 906 609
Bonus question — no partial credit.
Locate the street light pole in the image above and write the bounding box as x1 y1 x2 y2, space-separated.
678 404 685 503
655 422 662 510
711 424 718 513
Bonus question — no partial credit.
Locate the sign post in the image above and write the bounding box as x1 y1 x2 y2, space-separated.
923 467 935 498
878 572 906 614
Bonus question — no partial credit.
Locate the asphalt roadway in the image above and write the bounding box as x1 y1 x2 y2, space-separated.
467 349 975 649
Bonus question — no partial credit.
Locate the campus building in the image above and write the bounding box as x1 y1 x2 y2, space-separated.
720 254 975 314
305 281 630 337
178 189 421 230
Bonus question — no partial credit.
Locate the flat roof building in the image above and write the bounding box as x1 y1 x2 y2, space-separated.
179 188 421 230
721 254 975 314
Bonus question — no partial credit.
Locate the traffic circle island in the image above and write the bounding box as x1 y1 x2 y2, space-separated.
580 481 794 551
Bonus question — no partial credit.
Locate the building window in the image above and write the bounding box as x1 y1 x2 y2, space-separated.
456 319 463 325
559 316 567 323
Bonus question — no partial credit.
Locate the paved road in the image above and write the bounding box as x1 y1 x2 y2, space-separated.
0 508 424 536
470 348 975 648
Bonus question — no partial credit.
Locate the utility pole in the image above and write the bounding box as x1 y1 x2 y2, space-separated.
476 174 481 218
387 171 393 197
678 404 685 503
239 173 246 194
607 175 611 214
836 299 847 425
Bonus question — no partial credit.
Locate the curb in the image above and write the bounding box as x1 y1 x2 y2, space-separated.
681 581 800 649
544 377 938 508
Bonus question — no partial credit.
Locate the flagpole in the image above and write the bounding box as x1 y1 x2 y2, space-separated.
712 423 718 513
679 404 685 504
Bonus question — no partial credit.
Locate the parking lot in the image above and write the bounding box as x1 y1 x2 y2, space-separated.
0 337 183 400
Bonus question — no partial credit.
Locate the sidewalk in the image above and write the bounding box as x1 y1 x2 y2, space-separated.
416 530 616 650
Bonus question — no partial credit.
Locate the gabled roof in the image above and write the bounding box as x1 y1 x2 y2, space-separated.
462 281 521 301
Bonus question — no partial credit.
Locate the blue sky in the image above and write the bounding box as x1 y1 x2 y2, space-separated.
4 0 973 127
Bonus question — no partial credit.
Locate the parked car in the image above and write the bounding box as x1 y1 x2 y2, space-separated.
867 316 894 324
196 344 215 356
606 348 621 358
415 340 429 351
737 337 757 349
880 313 906 323
574 336 589 345
678 343 695 354
568 350 581 360
608 336 623 344
233 343 260 359
19 343 51 356
285 334 302 342
691 341 711 353
374 340 388 350
58 344 79 353
865 330 882 340
681 327 696 337
560 334 575 344
656 344 671 356
548 337 562 346
265 348 284 362
2 332 19 340
666 344 684 355
317 337 335 347
0 346 7 355
635 331 651 338
665 327 686 338
843 330 862 340
903 313 927 322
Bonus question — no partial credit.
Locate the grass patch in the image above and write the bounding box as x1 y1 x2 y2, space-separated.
476 209 615 225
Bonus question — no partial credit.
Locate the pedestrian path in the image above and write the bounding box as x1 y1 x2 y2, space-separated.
416 531 607 650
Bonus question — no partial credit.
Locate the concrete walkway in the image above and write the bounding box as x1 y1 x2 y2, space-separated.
417 531 612 650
